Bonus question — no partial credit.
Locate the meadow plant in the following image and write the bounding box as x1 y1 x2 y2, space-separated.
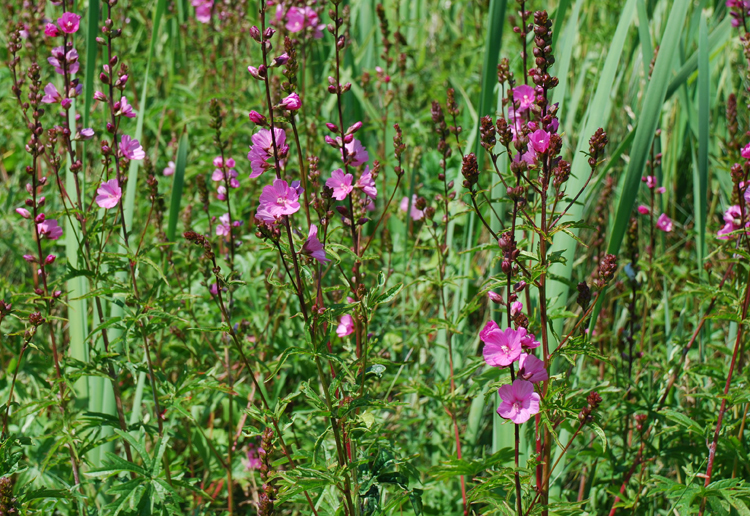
3 0 750 515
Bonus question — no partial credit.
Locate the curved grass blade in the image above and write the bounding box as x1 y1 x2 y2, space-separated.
166 130 189 242
589 0 691 331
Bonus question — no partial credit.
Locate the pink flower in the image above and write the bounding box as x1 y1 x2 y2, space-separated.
302 224 329 263
216 213 231 236
117 97 136 118
400 195 425 221
656 186 666 194
37 219 63 240
656 213 673 233
326 169 354 200
95 179 122 209
280 92 302 110
717 205 750 240
284 6 324 37
510 301 523 317
248 128 288 178
242 444 263 471
355 166 377 199
637 205 650 215
41 83 61 104
57 12 81 34
163 161 176 176
336 314 354 337
742 142 750 159
258 179 300 218
285 6 306 32
44 23 60 37
529 129 550 154
481 322 523 367
520 331 541 349
513 84 535 112
488 291 504 304
16 208 31 219
517 353 548 384
48 46 79 75
77 128 95 140
248 110 266 124
642 175 656 189
191 0 214 23
120 134 145 161
212 165 239 187
497 379 541 424
341 139 369 166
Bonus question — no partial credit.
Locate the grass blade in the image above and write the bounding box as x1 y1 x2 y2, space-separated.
166 130 188 241
547 0 636 336
590 0 691 332
606 0 689 258
695 13 709 277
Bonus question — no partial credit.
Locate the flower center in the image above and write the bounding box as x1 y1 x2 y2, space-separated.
512 401 522 413
277 197 287 205
501 345 509 355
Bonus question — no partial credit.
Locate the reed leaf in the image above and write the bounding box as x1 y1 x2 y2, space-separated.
166 130 189 242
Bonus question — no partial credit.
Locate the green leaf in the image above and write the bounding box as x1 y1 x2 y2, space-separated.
166 130 188 242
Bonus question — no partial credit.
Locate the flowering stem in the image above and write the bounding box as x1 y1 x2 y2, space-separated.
289 114 311 227
698 266 750 515
207 246 320 516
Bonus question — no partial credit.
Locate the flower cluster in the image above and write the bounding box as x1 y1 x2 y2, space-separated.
274 3 325 39
480 319 546 424
191 0 214 24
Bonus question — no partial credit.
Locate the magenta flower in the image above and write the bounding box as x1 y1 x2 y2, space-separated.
280 92 302 110
355 166 377 199
191 0 213 23
717 205 750 240
242 444 263 471
48 46 79 75
342 138 369 166
248 128 288 178
248 110 267 124
216 213 231 236
742 142 750 159
285 6 306 32
530 129 550 154
656 186 666 194
488 291 504 304
44 23 60 37
117 97 136 118
520 330 541 349
57 12 81 34
481 322 523 367
95 179 122 209
517 353 548 384
120 134 145 161
258 179 301 218
326 169 354 201
16 208 31 219
400 195 425 221
336 314 355 337
77 128 95 140
302 224 330 263
642 175 657 189
510 301 523 317
37 219 63 240
656 213 673 233
637 205 650 215
497 379 540 424
41 83 61 104
513 84 535 112
212 165 239 188
163 161 175 176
